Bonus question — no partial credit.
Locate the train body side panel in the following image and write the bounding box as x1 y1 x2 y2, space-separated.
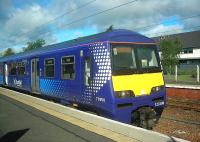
6 59 31 91
83 42 115 117
39 46 82 104
37 42 115 117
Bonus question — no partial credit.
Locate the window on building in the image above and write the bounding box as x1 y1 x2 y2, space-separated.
183 48 193 54
18 62 26 76
45 58 55 77
10 63 17 75
188 49 193 53
183 49 187 54
61 56 75 79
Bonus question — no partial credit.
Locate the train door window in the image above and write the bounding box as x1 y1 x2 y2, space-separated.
18 62 26 76
0 64 2 75
84 57 91 86
44 58 55 77
32 61 35 73
10 63 17 75
37 60 39 76
61 56 75 80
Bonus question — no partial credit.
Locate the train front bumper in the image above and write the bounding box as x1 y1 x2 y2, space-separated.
112 90 166 124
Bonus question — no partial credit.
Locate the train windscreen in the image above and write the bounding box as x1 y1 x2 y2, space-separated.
111 44 161 75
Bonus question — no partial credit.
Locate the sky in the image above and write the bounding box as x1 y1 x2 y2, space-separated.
0 0 200 53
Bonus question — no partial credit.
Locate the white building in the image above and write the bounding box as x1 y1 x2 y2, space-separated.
153 30 200 65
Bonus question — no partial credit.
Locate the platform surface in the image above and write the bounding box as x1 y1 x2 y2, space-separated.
0 94 114 142
0 87 189 142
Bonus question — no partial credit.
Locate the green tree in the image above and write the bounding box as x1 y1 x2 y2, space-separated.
3 48 15 57
160 38 182 75
23 39 45 52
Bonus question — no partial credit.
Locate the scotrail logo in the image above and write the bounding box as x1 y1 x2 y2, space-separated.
14 79 22 87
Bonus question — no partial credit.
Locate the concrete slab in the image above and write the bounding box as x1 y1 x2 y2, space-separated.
0 95 114 142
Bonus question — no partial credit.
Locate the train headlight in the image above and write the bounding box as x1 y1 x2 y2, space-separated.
114 90 134 98
151 85 164 94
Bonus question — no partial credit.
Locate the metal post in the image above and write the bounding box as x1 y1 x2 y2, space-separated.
175 65 177 82
197 65 199 83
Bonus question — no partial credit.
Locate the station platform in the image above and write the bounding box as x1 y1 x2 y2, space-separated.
0 94 115 142
0 87 189 142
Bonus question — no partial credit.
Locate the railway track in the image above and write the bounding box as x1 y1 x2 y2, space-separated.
167 98 200 112
162 98 200 126
168 97 200 105
161 116 200 126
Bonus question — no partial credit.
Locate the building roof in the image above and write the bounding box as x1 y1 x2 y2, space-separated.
153 30 200 49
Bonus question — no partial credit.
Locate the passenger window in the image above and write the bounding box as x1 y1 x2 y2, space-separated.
44 59 55 77
61 56 75 79
10 63 17 75
18 62 26 76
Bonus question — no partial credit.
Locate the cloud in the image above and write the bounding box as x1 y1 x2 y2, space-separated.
142 24 184 37
49 0 200 33
0 3 56 52
6 4 54 38
0 0 200 53
0 0 14 22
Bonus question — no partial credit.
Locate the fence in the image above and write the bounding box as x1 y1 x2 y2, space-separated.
164 64 200 85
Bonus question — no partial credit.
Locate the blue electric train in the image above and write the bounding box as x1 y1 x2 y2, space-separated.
0 29 166 129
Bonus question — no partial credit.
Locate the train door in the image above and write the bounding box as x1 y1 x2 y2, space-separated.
84 57 91 86
82 50 94 105
4 64 8 85
31 58 40 93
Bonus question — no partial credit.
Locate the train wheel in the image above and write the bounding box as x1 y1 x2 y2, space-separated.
131 111 140 127
132 107 157 129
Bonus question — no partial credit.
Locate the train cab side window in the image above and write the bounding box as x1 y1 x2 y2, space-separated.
18 62 26 76
61 56 75 79
44 59 55 77
10 63 17 75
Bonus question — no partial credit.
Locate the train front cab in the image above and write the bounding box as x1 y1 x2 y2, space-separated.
110 42 166 129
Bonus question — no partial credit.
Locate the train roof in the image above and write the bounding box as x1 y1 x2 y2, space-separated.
0 29 154 62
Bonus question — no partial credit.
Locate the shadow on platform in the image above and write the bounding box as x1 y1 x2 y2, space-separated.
0 128 29 142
